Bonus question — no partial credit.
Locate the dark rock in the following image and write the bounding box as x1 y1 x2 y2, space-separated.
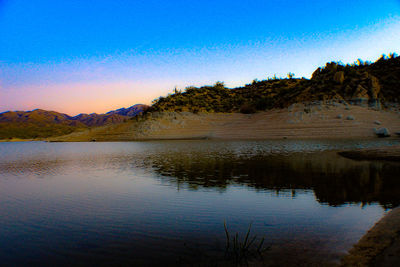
374 128 391 137
369 75 381 99
353 84 369 99
369 98 382 110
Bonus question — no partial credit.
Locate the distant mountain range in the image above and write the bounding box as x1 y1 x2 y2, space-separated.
106 104 148 117
72 104 149 126
0 104 149 139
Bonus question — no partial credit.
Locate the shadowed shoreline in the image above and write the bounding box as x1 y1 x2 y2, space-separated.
338 145 400 161
341 207 400 266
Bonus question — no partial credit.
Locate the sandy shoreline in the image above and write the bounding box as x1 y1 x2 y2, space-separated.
338 147 400 266
0 138 36 142
339 145 400 161
341 207 400 266
48 103 400 142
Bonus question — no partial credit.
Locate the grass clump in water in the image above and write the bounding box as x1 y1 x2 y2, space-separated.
223 220 269 265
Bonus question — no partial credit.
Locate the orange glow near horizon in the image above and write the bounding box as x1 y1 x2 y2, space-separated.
0 81 170 116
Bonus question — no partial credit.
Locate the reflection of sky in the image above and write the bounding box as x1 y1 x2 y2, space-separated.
0 0 400 115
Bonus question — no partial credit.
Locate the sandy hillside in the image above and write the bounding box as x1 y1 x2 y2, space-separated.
51 102 400 141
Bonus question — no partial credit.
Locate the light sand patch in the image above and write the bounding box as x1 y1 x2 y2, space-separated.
50 104 400 142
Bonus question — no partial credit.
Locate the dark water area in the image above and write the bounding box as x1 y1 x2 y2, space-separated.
0 140 400 266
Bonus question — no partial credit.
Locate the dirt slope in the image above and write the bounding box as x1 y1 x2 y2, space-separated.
51 103 400 141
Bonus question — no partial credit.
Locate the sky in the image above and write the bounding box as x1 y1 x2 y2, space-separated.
0 0 399 115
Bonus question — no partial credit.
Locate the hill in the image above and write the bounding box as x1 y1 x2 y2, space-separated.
151 54 400 113
0 104 149 139
0 109 82 139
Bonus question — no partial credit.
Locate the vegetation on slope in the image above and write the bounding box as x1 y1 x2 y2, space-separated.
151 79 308 113
0 123 81 140
151 53 400 113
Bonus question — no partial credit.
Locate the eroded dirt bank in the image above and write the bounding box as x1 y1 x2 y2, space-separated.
339 146 400 161
51 103 400 142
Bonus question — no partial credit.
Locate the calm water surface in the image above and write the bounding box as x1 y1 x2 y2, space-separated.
1 140 400 266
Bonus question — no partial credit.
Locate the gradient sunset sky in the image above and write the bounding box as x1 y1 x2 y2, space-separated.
1 0 399 115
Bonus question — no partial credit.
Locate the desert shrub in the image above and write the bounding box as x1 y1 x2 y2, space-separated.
255 97 274 110
240 103 256 114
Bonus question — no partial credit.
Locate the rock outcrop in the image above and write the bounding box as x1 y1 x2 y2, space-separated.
333 71 345 84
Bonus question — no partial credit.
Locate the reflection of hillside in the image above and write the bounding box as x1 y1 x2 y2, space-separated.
2 143 399 208
0 159 67 177
150 152 400 208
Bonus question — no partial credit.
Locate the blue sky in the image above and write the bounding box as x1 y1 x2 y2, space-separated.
0 0 399 114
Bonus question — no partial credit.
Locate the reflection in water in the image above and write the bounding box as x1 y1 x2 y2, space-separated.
1 140 400 266
2 144 399 208
150 151 400 208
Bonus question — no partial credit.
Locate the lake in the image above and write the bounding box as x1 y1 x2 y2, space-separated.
1 140 400 266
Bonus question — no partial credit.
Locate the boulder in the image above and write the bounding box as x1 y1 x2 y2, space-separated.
374 128 391 138
337 114 343 119
333 71 345 84
351 84 369 107
344 85 353 97
369 75 381 99
353 84 369 99
374 120 381 125
369 98 382 110
346 115 355 120
311 67 321 79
